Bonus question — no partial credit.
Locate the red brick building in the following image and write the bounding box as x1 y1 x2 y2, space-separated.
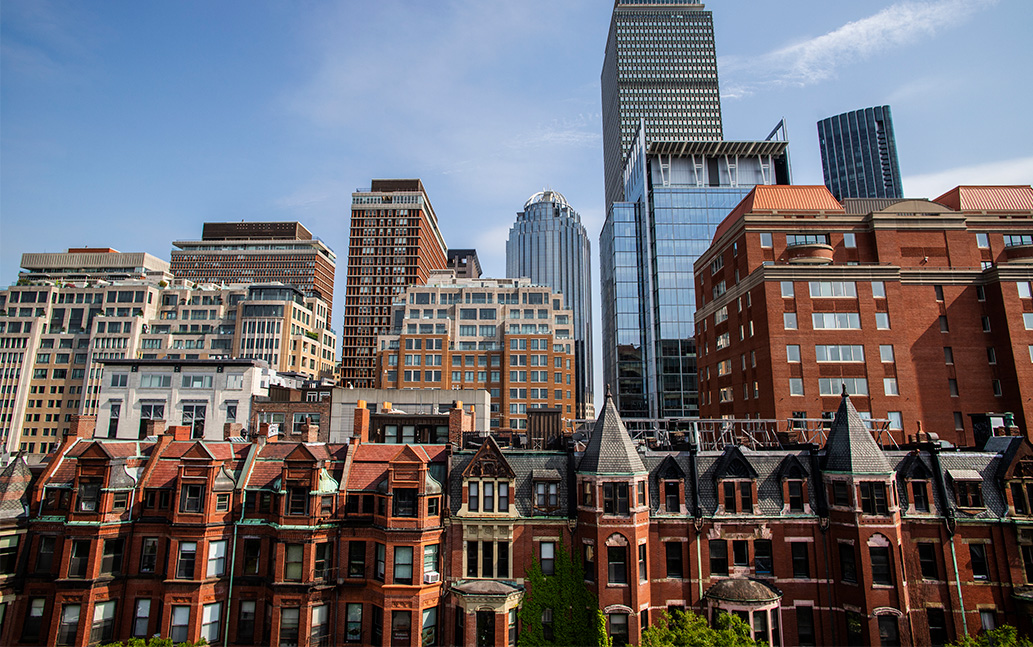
693 184 1033 446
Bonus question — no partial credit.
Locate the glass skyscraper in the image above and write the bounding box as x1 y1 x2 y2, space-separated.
818 105 904 201
507 191 594 418
601 0 723 210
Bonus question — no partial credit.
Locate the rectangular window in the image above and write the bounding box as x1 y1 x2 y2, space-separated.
90 600 116 644
880 345 895 362
809 281 856 298
206 539 227 577
811 312 861 329
786 344 801 362
956 481 983 508
709 540 728 576
394 546 413 584
602 482 629 515
789 378 804 396
797 607 815 647
345 603 363 643
35 536 55 572
870 546 892 585
844 233 857 248
607 545 627 584
919 543 939 580
780 281 794 297
788 481 804 512
132 599 151 638
180 483 204 512
791 543 810 578
884 378 899 396
170 606 190 644
928 608 948 647
57 604 81 646
912 481 930 512
754 539 772 575
349 540 366 578
176 541 196 579
664 481 680 512
609 613 629 647
69 539 90 578
375 543 386 581
541 541 556 576
311 604 330 646
201 602 221 643
970 544 989 580
783 312 797 330
468 482 479 512
859 482 889 515
872 280 885 298
733 540 748 567
101 538 123 575
638 543 647 582
839 543 856 583
285 543 303 581
280 608 300 646
665 542 683 579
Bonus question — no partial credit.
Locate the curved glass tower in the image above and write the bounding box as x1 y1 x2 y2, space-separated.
507 191 594 418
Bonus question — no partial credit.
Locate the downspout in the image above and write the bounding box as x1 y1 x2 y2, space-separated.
930 443 968 637
224 442 258 645
810 446 837 647
687 427 703 604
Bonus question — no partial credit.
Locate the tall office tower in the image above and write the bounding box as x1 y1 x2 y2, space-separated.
374 271 577 432
600 123 790 420
818 105 904 201
601 0 723 209
507 191 594 418
341 179 448 388
170 221 337 321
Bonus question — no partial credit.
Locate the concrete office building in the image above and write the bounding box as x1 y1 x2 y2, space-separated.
694 184 1033 445
373 271 576 432
170 221 337 321
601 0 723 209
507 190 594 418
341 180 448 389
19 247 172 283
600 123 790 421
818 105 904 201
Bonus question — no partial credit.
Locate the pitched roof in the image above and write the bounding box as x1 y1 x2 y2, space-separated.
934 185 1033 212
712 185 844 242
822 393 893 474
578 393 646 475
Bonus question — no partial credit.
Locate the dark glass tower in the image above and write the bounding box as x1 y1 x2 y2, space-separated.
818 105 904 201
601 0 723 210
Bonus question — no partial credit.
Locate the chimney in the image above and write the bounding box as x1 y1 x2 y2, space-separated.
67 414 97 439
300 422 319 443
449 403 467 446
354 400 370 444
381 401 392 414
223 422 244 440
169 425 193 442
143 419 166 438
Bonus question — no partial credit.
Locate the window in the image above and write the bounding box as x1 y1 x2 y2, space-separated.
883 378 899 396
788 233 829 246
280 608 301 646
542 608 554 642
948 378 959 397
607 545 627 584
535 481 558 508
839 543 856 583
394 546 413 584
875 312 890 329
993 379 1003 397
664 481 680 512
969 543 990 580
982 316 991 332
797 607 815 647
918 543 938 579
140 537 159 573
182 403 206 438
498 482 509 512
638 543 647 582
710 540 728 576
759 233 772 247
207 539 227 577
872 281 885 298
609 613 629 647
375 543 386 581
788 481 805 512
809 281 856 298
783 312 797 330
242 538 261 575
755 540 772 575
311 604 331 646
69 539 90 578
860 482 889 515
789 378 804 396
424 543 440 579
35 535 55 572
181 374 213 388
132 599 151 638
541 541 556 576
176 541 196 579
77 480 100 512
57 604 81 646
285 543 303 581
393 488 417 517
180 483 204 512
101 538 123 575
912 481 930 512
170 606 190 644
468 482 478 512
345 603 363 643
201 602 221 643
956 480 983 508
791 543 809 578
603 483 629 515
90 600 117 644
349 540 366 578
110 373 128 387
780 281 794 297
870 545 892 585
812 312 861 329
733 540 748 567
844 233 856 248
976 233 990 248
878 615 900 647
927 608 948 647
938 315 949 332
665 542 683 578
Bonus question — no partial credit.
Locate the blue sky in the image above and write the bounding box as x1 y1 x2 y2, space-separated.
3 0 1031 404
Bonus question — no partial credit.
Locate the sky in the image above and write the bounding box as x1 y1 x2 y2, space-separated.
2 0 1031 406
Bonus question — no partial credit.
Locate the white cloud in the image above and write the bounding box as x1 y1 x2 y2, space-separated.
903 156 1033 198
721 0 997 98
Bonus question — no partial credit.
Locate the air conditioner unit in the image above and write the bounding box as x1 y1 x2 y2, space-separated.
424 572 440 584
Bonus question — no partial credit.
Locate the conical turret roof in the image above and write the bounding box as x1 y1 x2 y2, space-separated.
578 392 646 475
823 391 893 474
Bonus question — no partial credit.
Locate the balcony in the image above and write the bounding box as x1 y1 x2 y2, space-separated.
785 242 834 265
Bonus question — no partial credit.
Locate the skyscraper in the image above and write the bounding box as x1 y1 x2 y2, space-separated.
340 179 448 388
601 0 723 209
171 221 337 321
506 191 594 418
817 105 904 201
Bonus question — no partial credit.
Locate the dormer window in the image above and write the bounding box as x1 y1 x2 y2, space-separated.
603 483 629 515
911 481 930 513
956 481 983 508
832 481 851 507
721 481 753 513
664 481 680 513
859 482 889 515
77 480 101 512
180 483 204 513
536 482 559 509
787 482 804 512
287 486 308 515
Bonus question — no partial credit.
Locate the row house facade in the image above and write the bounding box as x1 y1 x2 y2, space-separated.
374 272 577 433
693 184 1033 446
3 394 1033 645
0 278 337 459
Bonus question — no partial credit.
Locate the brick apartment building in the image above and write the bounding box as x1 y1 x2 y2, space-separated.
341 180 449 388
170 221 337 321
694 184 1033 446
3 393 1033 645
373 272 577 433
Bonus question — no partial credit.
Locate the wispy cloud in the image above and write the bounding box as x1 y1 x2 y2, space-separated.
721 0 997 98
903 156 1033 198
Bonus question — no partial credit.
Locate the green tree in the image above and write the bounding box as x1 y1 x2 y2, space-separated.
98 638 208 647
518 537 608 647
948 625 1033 647
639 609 762 647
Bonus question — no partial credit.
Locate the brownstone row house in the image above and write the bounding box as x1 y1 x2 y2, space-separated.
1 394 1033 646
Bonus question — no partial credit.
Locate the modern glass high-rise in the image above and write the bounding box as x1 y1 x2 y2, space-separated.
507 191 594 418
601 0 723 210
818 105 904 201
600 124 789 419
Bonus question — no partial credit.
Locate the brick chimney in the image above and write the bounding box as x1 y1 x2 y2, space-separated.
254 422 276 445
300 422 319 443
143 419 166 438
67 414 97 439
449 402 470 446
354 400 370 444
223 422 244 440
168 425 193 442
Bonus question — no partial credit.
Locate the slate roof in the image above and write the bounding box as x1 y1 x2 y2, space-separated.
0 457 32 520
578 394 646 475
694 448 818 517
450 450 570 517
822 393 893 474
705 578 782 603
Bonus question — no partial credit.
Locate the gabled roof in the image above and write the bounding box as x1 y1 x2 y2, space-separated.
774 454 809 481
822 393 893 475
657 455 685 480
462 436 515 480
934 185 1033 212
578 393 646 475
898 452 933 480
713 445 759 480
